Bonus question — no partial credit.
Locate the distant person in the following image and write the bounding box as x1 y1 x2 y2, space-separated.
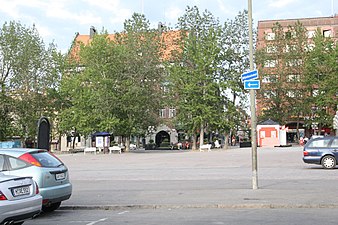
231 136 236 146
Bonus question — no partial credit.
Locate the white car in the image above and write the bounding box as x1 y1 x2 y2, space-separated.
0 173 42 225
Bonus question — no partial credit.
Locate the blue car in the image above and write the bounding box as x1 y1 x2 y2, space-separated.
303 136 338 169
0 148 72 212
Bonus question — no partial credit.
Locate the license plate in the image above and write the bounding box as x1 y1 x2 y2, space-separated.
13 186 30 197
55 173 65 180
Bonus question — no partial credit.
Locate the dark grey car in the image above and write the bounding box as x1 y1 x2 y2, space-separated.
303 136 338 169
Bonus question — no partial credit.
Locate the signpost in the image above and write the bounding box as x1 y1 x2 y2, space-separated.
241 70 258 82
247 0 258 190
244 80 260 90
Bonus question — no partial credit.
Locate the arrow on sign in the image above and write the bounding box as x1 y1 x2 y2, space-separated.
244 80 260 89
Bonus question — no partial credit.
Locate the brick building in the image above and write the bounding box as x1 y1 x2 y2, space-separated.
256 15 338 141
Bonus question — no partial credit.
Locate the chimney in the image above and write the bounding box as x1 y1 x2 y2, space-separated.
90 26 97 39
158 22 164 33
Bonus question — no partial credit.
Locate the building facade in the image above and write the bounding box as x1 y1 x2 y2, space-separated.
256 15 338 140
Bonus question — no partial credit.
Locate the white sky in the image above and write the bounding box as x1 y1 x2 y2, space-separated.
0 0 337 53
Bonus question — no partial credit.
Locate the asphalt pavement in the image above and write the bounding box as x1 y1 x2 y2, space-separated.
56 145 338 211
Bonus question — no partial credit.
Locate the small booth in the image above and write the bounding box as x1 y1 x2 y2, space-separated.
92 132 111 153
257 119 280 147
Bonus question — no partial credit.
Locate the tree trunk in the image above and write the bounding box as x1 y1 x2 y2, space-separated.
296 114 300 143
125 136 130 152
224 132 229 150
136 136 140 148
199 124 204 147
192 133 197 151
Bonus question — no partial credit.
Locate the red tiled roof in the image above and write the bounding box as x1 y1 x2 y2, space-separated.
69 30 182 62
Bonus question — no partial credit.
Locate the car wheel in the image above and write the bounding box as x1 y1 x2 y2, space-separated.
321 155 336 169
42 202 61 213
14 222 24 225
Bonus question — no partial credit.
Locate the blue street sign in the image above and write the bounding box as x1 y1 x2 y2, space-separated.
241 70 258 82
244 80 260 89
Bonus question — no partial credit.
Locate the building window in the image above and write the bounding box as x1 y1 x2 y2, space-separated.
161 81 170 93
312 89 319 97
159 109 166 118
287 74 300 82
266 46 277 53
306 44 315 51
262 74 277 83
286 59 302 67
265 32 275 40
307 30 316 38
286 90 295 98
262 76 270 83
264 60 277 68
263 90 276 98
285 44 296 52
168 108 176 118
323 29 332 37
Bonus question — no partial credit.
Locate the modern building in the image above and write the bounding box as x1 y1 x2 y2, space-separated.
256 14 338 141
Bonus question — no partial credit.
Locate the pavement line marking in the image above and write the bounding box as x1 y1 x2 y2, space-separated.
118 211 130 215
86 218 107 225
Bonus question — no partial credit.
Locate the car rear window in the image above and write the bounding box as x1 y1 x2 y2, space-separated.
31 152 63 167
308 139 331 148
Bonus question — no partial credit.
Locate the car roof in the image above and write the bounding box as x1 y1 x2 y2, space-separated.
308 136 337 142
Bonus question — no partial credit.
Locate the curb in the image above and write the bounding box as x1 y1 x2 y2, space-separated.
60 203 338 210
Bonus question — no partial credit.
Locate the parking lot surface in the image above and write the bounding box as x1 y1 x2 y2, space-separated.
25 146 338 224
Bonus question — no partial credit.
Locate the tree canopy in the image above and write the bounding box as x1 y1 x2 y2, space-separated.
0 21 62 142
60 13 166 150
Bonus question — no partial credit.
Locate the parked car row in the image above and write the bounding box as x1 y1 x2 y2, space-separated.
0 148 72 224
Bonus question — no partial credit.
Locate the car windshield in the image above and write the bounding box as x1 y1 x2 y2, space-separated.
31 152 63 167
308 138 331 148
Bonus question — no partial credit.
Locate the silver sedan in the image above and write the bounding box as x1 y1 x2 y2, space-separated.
0 173 42 225
0 149 72 212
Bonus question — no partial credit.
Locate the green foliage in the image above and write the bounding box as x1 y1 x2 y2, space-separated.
60 13 165 138
255 21 309 124
169 7 250 141
0 21 62 141
304 30 338 128
256 21 337 131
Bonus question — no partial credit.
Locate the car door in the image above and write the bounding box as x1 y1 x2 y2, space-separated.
330 137 338 160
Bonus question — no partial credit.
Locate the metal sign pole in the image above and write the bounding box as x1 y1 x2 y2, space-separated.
248 0 258 190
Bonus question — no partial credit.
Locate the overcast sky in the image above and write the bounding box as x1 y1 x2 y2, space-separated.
0 0 337 53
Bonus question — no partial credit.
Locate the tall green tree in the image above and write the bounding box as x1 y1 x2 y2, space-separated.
0 21 62 143
256 21 309 129
60 13 165 151
169 6 224 150
304 30 338 133
113 13 166 149
218 10 251 146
